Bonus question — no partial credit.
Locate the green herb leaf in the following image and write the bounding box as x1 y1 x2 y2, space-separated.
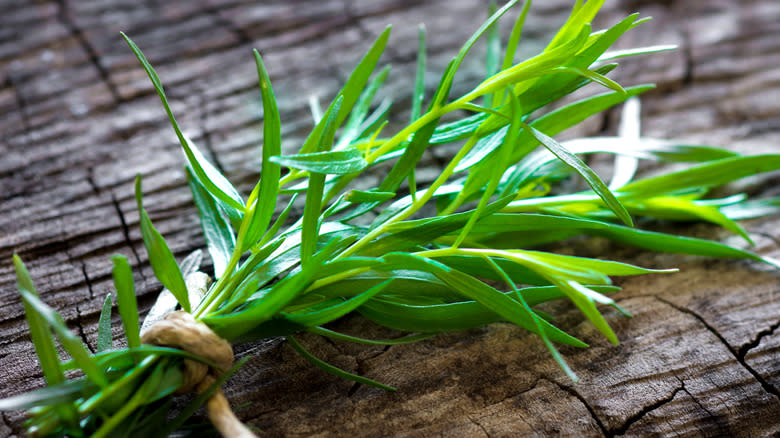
14 256 65 386
243 50 283 250
440 0 522 102
135 175 191 312
0 380 87 411
188 169 236 277
618 154 780 197
554 66 626 95
301 97 343 265
380 253 588 347
598 44 677 61
521 122 633 226
300 27 391 154
311 327 435 346
287 335 395 391
344 190 396 204
286 279 393 327
121 33 245 215
97 293 113 352
338 65 391 150
19 289 108 387
271 148 367 174
111 254 141 348
452 90 523 246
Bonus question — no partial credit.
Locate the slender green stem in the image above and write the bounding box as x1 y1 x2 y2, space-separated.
502 192 606 212
338 135 480 259
365 110 440 163
278 169 306 188
440 186 471 216
194 251 241 317
304 267 373 293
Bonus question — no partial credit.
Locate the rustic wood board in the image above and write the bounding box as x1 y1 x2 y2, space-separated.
1 0 779 436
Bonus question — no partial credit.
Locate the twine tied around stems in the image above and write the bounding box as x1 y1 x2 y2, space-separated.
141 311 255 438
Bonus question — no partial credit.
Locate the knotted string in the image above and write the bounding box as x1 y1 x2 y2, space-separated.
141 311 255 438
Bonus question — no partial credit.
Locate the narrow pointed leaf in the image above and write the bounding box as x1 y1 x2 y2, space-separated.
121 33 244 214
301 97 343 264
379 253 588 347
454 90 522 247
0 380 87 411
521 122 633 226
440 0 522 99
300 27 391 154
188 169 235 277
135 175 190 312
555 66 626 95
13 256 65 387
338 65 391 149
598 45 677 61
286 279 392 327
618 154 780 197
246 50 283 248
309 327 433 345
287 335 395 391
97 293 113 352
271 149 368 174
111 254 141 348
345 190 396 204
19 289 108 387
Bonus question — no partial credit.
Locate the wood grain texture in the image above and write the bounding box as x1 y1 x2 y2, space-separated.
1 0 778 436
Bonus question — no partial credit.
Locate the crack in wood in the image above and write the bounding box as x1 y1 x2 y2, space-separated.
467 415 491 438
656 296 780 401
86 167 101 196
610 384 684 437
79 262 95 300
109 193 146 282
346 380 361 397
680 385 724 432
347 345 392 397
674 375 732 435
543 378 609 437
56 0 122 103
74 303 94 354
118 22 360 98
473 378 542 412
739 318 780 359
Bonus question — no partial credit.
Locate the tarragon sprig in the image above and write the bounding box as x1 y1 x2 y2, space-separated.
3 1 779 436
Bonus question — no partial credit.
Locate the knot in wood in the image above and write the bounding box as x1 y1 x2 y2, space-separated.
140 310 233 394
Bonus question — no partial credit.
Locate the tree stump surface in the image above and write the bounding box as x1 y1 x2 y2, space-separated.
1 0 779 436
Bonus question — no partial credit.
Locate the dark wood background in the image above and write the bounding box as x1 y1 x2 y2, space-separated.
1 0 779 436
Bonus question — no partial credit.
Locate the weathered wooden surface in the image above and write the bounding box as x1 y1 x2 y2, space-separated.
1 0 779 436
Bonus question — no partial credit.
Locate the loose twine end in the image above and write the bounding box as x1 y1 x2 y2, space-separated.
141 311 256 438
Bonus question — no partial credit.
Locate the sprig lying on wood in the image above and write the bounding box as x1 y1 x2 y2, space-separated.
3 0 780 436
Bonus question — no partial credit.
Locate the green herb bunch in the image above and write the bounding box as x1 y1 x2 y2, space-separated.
3 0 780 436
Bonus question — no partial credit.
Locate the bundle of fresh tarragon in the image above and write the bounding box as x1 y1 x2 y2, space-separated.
3 0 779 436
